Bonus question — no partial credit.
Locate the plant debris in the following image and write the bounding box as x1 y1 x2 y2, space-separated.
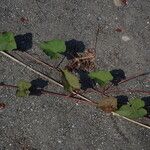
97 97 118 113
0 102 6 110
113 0 128 7
66 49 95 71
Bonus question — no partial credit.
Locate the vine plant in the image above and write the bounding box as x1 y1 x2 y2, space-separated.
0 32 150 123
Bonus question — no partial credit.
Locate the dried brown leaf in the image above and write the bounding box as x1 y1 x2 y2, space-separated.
66 49 96 71
97 97 118 113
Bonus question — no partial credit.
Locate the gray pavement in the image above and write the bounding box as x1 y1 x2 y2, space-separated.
0 0 150 150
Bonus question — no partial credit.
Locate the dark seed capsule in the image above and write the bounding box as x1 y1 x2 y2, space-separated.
115 28 122 32
20 17 29 23
122 0 128 5
0 103 6 110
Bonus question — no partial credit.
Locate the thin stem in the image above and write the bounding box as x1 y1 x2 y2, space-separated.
112 112 150 129
24 52 60 72
0 51 96 104
118 72 150 85
0 82 97 106
0 83 17 88
1 51 63 87
103 83 114 93
92 88 109 97
41 90 98 105
107 88 150 95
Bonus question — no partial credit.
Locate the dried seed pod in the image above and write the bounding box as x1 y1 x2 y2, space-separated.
66 49 96 71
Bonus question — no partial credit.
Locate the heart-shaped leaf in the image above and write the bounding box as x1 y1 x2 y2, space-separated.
62 69 81 92
0 32 17 51
16 80 31 97
116 98 147 119
40 39 66 59
88 70 113 86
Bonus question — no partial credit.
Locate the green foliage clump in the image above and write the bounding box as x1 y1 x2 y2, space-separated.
40 39 66 59
0 32 17 51
116 98 147 119
16 80 31 97
88 70 113 86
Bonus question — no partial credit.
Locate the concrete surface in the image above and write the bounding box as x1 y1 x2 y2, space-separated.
0 0 150 150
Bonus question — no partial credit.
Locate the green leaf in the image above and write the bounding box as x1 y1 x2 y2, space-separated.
116 105 132 117
129 98 145 109
16 90 30 97
16 80 31 97
116 98 147 119
0 32 17 51
136 108 147 118
62 69 81 92
88 70 113 86
40 39 66 59
17 80 31 91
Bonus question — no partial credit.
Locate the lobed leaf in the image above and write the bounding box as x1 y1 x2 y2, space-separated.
39 39 66 59
129 98 145 109
0 32 17 51
116 98 147 119
88 70 113 86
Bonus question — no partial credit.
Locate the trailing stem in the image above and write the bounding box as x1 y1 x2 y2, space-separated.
0 82 97 106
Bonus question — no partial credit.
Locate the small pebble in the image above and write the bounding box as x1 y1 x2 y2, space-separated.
122 35 130 42
113 0 123 7
58 140 62 143
113 0 128 6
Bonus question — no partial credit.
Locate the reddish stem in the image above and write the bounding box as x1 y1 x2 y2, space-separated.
41 90 97 105
104 83 114 92
24 52 60 72
92 88 109 97
107 88 150 95
0 83 17 88
118 72 150 85
0 83 97 106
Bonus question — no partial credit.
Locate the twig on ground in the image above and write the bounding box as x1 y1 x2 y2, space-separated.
0 51 96 105
112 112 150 129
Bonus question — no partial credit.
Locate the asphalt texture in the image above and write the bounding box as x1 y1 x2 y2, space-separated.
0 0 150 150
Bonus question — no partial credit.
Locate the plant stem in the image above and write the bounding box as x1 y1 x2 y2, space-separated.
0 51 97 105
112 112 150 129
0 83 17 88
0 82 97 106
24 52 60 72
92 88 109 97
107 88 150 95
118 72 150 85
103 83 114 93
41 90 98 105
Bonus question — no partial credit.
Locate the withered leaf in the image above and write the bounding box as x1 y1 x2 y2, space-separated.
97 97 118 113
66 49 95 71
